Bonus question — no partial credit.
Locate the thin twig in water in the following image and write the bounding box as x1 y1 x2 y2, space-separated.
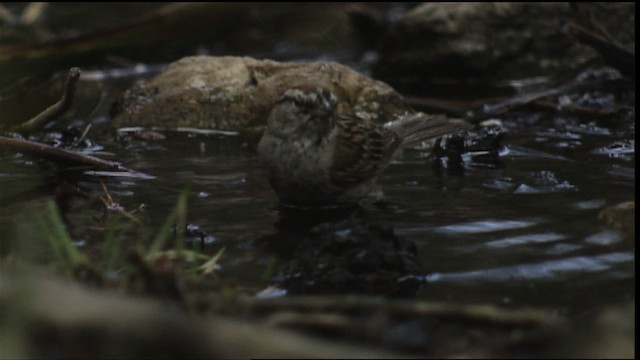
96 180 145 225
0 135 155 179
472 78 628 121
72 123 93 148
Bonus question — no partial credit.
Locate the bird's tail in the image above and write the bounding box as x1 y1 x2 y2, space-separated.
384 113 471 147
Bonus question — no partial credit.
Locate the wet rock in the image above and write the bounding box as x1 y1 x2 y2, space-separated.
110 56 415 139
272 218 422 297
592 139 635 161
598 201 635 242
433 119 507 175
374 3 634 89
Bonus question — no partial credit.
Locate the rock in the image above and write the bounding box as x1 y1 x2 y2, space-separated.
373 3 634 88
110 56 415 139
598 201 635 243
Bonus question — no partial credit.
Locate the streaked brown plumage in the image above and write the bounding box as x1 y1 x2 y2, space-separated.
258 85 469 207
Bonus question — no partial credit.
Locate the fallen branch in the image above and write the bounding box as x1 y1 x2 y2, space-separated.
471 77 631 121
566 21 635 78
0 135 155 179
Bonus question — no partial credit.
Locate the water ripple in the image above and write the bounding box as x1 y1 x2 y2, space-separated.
433 219 540 234
484 232 566 249
426 252 634 283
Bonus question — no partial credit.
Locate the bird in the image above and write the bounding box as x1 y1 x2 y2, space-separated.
257 85 470 207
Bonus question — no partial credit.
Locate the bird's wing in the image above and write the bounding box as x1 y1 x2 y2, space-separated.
330 114 400 187
385 113 471 146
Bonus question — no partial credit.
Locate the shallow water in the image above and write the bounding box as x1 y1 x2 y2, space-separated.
1 61 635 321
161 128 631 314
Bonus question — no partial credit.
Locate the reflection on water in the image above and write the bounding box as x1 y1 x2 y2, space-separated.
426 252 633 282
431 219 540 234
483 232 566 249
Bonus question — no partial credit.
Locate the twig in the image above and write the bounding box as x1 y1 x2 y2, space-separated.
97 180 145 225
10 67 81 134
566 21 635 78
472 78 626 121
528 100 627 119
0 135 155 179
72 123 93 148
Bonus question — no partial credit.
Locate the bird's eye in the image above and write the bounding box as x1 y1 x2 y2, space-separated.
277 94 308 107
285 96 314 112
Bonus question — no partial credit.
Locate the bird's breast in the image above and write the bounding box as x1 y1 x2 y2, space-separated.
259 133 334 186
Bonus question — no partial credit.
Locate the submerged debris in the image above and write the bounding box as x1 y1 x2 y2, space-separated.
271 218 422 297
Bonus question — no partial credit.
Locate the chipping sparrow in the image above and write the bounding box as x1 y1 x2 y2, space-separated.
258 85 470 207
